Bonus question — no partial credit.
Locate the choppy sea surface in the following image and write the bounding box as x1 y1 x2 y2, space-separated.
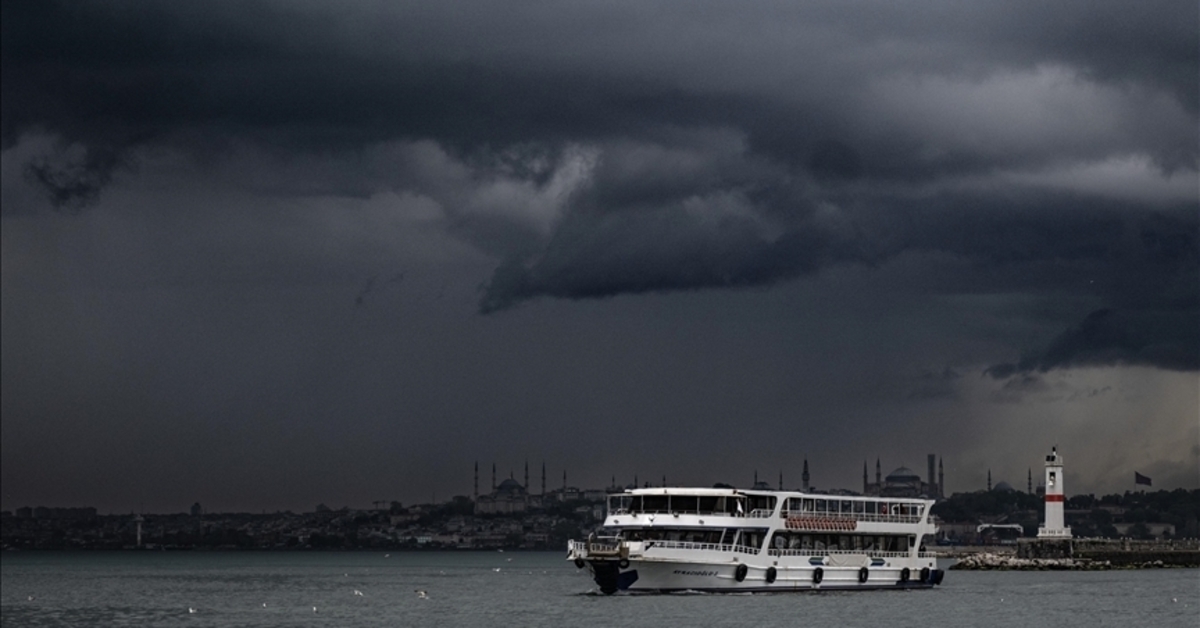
2 551 1197 627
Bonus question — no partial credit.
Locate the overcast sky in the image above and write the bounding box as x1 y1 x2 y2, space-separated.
2 0 1197 514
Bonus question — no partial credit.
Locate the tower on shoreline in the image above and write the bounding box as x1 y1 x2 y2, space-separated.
1037 446 1072 539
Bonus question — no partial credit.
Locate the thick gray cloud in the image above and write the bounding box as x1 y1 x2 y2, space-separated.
2 0 1196 511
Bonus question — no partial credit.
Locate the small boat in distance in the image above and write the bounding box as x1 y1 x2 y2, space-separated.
567 486 944 593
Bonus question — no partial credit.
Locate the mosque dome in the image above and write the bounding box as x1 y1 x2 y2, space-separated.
885 467 922 483
496 478 525 493
993 481 1016 492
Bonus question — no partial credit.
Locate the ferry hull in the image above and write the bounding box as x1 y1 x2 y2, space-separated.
579 557 944 594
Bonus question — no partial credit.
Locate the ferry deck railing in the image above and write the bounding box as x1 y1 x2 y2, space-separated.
639 540 761 555
767 548 933 558
569 538 761 557
604 509 923 524
782 510 923 524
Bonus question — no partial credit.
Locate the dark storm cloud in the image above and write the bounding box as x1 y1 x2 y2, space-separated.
4 1 1194 185
3 0 1196 372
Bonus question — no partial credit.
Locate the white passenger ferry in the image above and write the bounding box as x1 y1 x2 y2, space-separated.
567 487 944 593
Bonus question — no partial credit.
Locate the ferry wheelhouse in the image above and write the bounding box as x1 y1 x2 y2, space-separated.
567 487 944 593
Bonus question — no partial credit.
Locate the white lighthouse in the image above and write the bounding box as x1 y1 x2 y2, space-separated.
1036 446 1072 539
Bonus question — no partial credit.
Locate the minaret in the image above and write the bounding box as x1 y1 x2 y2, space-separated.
135 514 144 548
492 463 496 491
542 462 546 495
802 459 810 492
1028 468 1033 493
863 461 869 494
875 458 881 485
778 471 783 490
524 460 529 490
754 470 758 486
1038 446 1072 538
562 470 567 491
987 469 992 491
927 454 937 497
474 461 479 500
938 459 944 498
662 475 666 487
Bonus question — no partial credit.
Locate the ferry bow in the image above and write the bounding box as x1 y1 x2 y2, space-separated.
568 487 944 593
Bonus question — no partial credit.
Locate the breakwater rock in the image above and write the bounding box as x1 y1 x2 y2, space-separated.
950 552 1111 570
1015 538 1200 568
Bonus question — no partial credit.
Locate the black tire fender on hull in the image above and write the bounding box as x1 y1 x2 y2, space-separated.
858 567 869 583
734 563 748 582
765 567 777 584
812 567 824 584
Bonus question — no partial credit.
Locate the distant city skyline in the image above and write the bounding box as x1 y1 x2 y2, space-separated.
3 451 1180 515
3 1 1196 515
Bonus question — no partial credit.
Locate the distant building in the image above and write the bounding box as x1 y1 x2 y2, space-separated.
475 478 530 514
190 502 203 517
863 455 943 498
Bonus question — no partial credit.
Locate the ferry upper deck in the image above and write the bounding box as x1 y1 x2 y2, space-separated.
605 487 932 525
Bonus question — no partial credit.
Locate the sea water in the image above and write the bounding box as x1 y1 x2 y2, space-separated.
1 551 1197 627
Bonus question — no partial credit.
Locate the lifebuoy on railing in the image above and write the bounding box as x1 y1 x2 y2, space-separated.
765 567 777 584
812 567 824 584
858 567 869 583
899 567 910 583
734 563 748 582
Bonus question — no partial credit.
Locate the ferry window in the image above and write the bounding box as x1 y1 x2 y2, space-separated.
740 528 768 550
840 500 851 515
642 495 669 512
815 499 827 514
748 495 777 512
672 496 698 513
698 496 720 513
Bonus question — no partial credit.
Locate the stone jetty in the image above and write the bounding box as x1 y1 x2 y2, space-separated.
951 538 1200 570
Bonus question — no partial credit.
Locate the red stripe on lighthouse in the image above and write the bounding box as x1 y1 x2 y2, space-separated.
1044 494 1065 502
